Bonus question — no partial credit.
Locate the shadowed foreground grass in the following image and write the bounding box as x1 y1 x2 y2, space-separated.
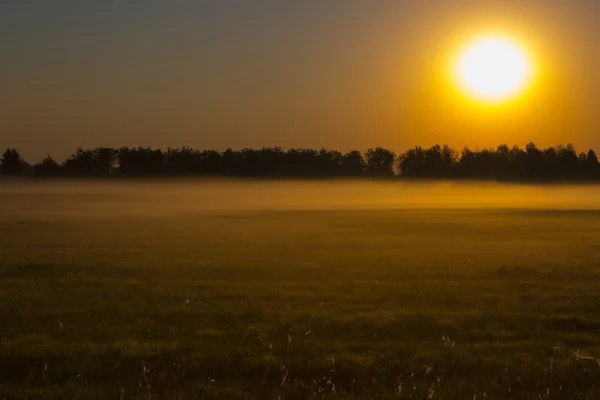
1 200 600 398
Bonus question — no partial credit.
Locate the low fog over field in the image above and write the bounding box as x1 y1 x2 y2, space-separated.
2 180 600 217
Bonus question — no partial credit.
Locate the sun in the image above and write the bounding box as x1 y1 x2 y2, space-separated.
455 35 532 103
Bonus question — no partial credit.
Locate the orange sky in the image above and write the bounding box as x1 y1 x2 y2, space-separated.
1 1 599 161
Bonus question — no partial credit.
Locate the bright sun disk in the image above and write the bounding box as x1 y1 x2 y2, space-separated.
456 35 532 103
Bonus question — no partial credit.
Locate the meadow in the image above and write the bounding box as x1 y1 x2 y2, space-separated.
1 180 600 399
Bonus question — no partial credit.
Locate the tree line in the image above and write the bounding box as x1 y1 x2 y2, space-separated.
1 143 599 180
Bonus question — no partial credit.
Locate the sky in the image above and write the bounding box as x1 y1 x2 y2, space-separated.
1 0 600 161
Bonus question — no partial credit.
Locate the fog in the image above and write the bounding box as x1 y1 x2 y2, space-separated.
3 180 600 218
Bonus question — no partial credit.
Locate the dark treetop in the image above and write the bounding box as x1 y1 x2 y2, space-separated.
1 143 599 180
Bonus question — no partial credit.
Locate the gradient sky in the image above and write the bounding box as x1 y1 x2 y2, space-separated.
2 0 600 161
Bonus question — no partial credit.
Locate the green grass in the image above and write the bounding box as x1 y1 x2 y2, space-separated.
1 190 600 399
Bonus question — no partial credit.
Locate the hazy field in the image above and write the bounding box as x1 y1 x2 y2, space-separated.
2 180 600 399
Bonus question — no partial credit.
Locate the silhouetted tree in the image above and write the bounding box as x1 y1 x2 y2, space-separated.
93 147 118 175
33 156 63 177
315 149 343 176
340 150 366 176
525 142 543 177
556 144 578 178
365 148 396 176
199 150 222 175
587 149 599 165
63 148 96 176
440 145 458 176
117 147 165 175
398 144 457 177
585 149 599 178
457 147 476 177
238 147 284 176
62 147 117 176
398 146 426 176
165 147 203 175
7 143 600 181
0 148 26 175
282 149 319 176
492 145 510 177
220 148 240 176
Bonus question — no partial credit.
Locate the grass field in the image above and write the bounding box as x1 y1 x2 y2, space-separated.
2 181 600 399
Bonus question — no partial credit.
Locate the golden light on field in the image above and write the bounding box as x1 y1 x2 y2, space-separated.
455 35 533 104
